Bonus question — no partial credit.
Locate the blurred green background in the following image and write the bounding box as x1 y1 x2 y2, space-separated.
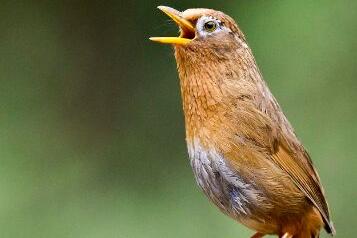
0 0 356 237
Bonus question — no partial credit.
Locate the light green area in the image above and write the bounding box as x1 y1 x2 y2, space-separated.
0 0 355 237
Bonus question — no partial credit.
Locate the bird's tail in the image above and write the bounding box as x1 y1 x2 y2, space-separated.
324 221 336 236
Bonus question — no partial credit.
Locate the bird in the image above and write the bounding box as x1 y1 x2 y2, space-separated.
150 6 335 238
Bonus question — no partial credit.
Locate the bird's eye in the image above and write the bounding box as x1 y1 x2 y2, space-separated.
203 21 217 32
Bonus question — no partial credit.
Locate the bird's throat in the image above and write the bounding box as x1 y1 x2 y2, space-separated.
174 44 260 141
174 48 230 140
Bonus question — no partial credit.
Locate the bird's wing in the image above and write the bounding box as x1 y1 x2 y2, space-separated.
271 142 334 233
230 104 334 233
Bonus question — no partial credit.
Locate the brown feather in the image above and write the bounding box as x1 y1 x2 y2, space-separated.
152 6 335 237
272 144 335 234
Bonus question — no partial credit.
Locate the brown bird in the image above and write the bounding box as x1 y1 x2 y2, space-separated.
150 6 335 238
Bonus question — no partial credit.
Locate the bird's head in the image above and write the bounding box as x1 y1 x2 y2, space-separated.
150 6 248 57
150 6 253 77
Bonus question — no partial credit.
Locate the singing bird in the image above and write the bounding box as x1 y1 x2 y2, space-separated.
150 6 335 238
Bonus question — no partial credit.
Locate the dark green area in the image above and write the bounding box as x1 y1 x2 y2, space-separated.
0 0 355 237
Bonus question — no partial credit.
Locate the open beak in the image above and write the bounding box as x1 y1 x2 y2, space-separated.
149 6 195 45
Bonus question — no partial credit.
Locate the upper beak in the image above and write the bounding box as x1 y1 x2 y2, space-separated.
149 6 195 45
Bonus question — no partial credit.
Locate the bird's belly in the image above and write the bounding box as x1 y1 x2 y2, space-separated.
188 140 258 217
187 139 279 234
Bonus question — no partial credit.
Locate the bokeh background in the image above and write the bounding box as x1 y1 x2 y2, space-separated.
0 0 356 237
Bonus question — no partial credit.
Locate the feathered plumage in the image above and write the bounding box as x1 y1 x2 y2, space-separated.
151 6 335 238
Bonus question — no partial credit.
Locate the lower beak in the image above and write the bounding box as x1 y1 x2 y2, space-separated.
149 6 195 45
